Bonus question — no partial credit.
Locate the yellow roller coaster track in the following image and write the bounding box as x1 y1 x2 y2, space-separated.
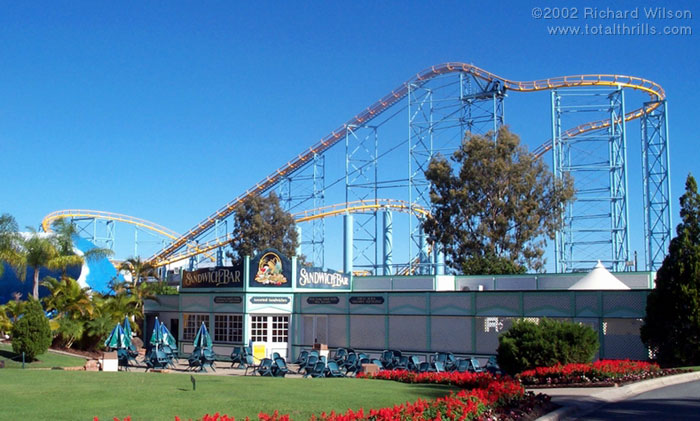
148 62 666 266
41 209 216 262
153 199 430 267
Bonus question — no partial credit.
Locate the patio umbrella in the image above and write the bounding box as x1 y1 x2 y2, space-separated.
104 324 128 349
192 321 212 350
122 315 132 340
149 316 162 346
159 321 177 348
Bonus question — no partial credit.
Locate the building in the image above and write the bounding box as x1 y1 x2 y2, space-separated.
145 249 653 362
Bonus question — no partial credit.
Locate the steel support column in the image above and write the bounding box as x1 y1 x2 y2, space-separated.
641 100 672 271
552 88 630 272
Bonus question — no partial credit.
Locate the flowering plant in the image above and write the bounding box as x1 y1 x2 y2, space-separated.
517 359 668 386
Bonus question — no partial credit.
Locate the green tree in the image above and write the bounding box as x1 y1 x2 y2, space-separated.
641 174 700 365
14 218 113 300
118 256 159 285
227 192 299 263
22 235 58 300
497 318 599 375
11 299 52 360
424 126 574 274
0 213 25 278
47 218 112 275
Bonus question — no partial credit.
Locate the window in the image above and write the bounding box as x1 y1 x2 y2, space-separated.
214 314 243 343
250 315 268 342
271 316 289 343
183 313 209 341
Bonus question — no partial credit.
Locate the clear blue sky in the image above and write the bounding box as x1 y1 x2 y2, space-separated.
1 1 697 271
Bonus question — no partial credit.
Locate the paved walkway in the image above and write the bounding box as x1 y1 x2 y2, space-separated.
533 371 700 421
124 357 308 378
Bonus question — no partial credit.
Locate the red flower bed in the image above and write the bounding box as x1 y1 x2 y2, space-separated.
356 369 498 390
517 359 667 386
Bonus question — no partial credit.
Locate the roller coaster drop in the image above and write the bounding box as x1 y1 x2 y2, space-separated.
42 62 671 274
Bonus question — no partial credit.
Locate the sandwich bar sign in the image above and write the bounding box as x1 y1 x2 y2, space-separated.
182 265 244 289
297 267 350 290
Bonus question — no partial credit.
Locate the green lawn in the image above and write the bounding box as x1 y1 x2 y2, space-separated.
0 343 87 369
0 370 455 420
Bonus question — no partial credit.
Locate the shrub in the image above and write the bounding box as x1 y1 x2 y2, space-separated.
497 318 599 375
11 299 52 360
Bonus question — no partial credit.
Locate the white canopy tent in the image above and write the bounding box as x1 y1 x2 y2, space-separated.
568 261 631 290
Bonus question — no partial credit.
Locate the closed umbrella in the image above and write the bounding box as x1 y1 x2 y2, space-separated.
192 321 212 350
159 321 177 348
122 315 132 340
149 316 162 346
104 324 128 349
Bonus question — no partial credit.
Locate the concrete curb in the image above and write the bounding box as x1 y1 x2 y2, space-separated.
536 371 700 421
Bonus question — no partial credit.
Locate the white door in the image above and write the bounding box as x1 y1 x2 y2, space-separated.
250 314 290 359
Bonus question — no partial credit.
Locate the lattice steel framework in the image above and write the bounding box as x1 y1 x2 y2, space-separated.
279 154 326 267
71 217 115 251
407 73 505 274
641 100 672 271
345 125 379 273
552 88 630 272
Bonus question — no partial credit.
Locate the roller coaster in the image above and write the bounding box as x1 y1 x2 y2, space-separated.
41 62 672 275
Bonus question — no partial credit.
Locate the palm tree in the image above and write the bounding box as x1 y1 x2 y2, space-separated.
42 276 93 320
46 218 113 275
118 257 159 285
16 218 114 300
0 213 25 278
23 234 58 299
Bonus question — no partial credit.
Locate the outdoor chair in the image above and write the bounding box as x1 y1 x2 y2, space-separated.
432 352 448 367
201 348 217 372
418 361 434 373
146 347 170 371
342 353 357 374
466 357 484 373
117 349 131 371
445 353 458 371
370 358 385 371
243 355 260 376
230 346 244 368
434 361 445 373
343 354 362 376
389 349 403 367
186 348 203 372
325 360 346 377
357 353 370 364
455 359 470 373
332 348 348 363
408 356 421 372
304 360 326 378
272 357 289 377
272 352 281 360
256 358 274 376
162 345 178 368
292 350 309 366
380 350 394 369
485 356 502 375
300 354 318 374
393 356 409 371
127 344 139 359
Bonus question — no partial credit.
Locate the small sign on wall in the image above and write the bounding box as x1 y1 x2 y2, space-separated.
214 296 243 304
250 296 291 304
306 296 340 305
349 296 385 305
